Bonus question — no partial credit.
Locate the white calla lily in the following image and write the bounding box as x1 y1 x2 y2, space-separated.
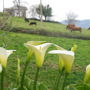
24 41 46 61
0 64 2 73
54 45 65 72
48 50 75 73
24 43 52 68
0 47 15 68
55 44 65 50
84 64 90 83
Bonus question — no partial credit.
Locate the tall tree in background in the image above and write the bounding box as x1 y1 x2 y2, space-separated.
66 12 78 24
36 4 52 21
43 5 52 20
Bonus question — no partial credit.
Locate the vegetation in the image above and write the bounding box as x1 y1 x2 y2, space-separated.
0 30 90 90
36 4 52 21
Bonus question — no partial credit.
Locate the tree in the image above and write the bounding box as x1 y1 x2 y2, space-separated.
29 5 37 18
13 0 27 17
13 0 20 16
66 12 78 25
36 4 52 21
43 5 52 20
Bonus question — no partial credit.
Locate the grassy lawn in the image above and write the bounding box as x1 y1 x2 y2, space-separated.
0 30 90 89
11 17 90 38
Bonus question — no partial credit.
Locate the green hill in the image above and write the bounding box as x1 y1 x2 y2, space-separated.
9 17 90 39
0 15 90 39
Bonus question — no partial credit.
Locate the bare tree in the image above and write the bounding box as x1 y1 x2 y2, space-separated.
13 0 27 17
13 0 20 16
66 12 78 25
29 5 37 18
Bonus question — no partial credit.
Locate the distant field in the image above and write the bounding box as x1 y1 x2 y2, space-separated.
0 30 90 89
11 17 90 38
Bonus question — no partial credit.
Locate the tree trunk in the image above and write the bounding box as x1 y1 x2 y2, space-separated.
45 16 47 21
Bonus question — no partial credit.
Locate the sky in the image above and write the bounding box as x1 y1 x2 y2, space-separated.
0 0 90 21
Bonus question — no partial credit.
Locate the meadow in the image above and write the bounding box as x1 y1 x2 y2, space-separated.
0 30 90 89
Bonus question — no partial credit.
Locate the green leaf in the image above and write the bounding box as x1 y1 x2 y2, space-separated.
76 83 90 90
38 83 48 90
64 84 77 90
24 77 33 90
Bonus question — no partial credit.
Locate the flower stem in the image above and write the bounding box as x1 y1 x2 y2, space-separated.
53 70 63 90
20 51 32 89
62 73 68 90
33 67 40 90
1 68 5 90
84 83 87 90
20 61 29 90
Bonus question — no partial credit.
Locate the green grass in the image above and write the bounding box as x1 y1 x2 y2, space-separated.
11 17 90 38
0 30 90 89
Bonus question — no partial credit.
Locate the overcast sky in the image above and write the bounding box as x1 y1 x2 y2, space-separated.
0 0 90 21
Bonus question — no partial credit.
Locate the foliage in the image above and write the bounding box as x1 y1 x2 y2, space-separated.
0 12 13 31
36 4 52 20
42 5 52 21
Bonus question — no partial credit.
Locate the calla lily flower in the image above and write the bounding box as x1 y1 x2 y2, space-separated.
0 47 15 68
24 43 52 68
58 57 64 72
24 41 46 61
0 64 2 73
84 64 90 83
55 44 65 50
54 45 65 72
48 50 75 73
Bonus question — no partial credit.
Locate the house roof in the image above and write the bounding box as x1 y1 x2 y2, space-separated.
12 5 27 10
4 5 27 11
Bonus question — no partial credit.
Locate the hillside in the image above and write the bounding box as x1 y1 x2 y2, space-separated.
3 17 89 40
